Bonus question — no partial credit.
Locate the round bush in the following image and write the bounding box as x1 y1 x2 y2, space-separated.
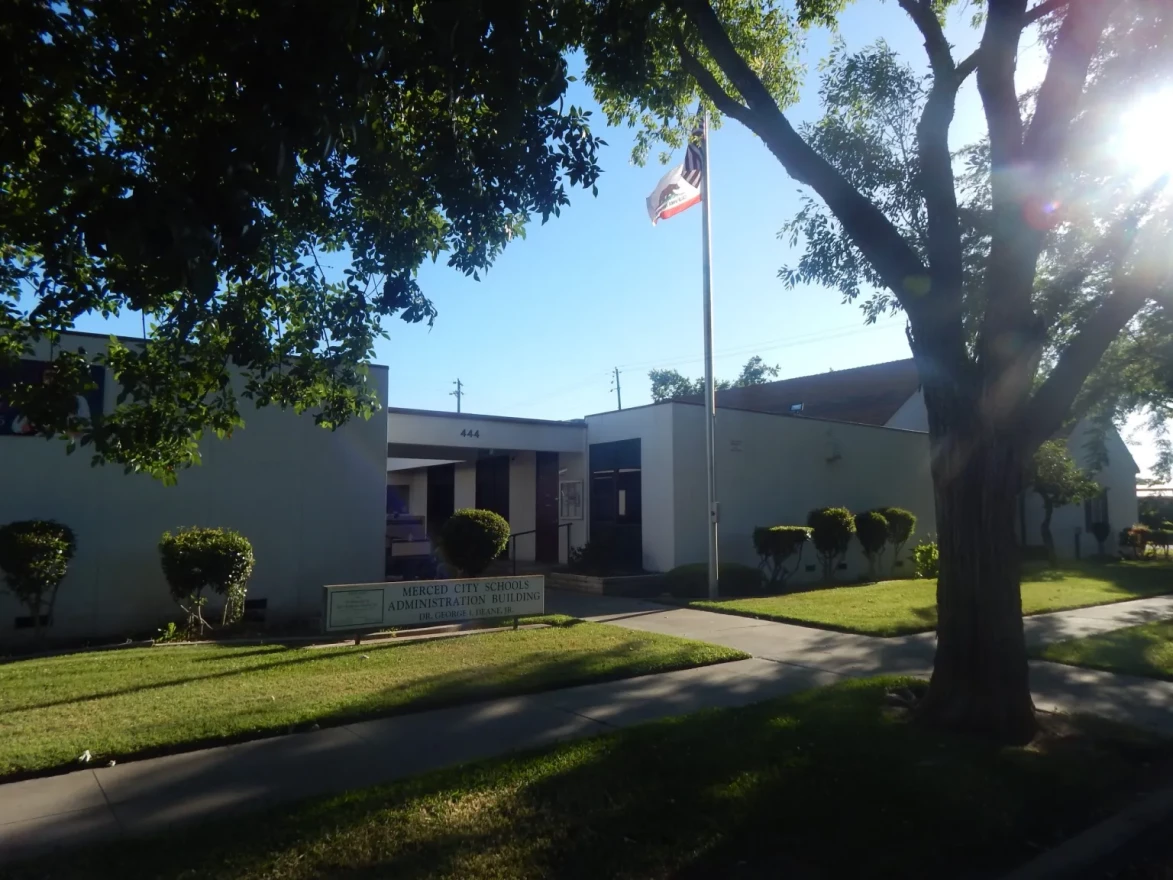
854 511 889 555
439 509 510 576
663 562 763 598
806 507 856 578
0 520 76 633
159 527 255 627
878 507 916 547
912 539 940 579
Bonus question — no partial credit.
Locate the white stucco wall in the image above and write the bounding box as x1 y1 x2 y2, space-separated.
1 342 388 643
671 404 936 582
454 462 476 510
584 406 677 572
508 452 537 561
884 388 929 431
1021 419 1139 557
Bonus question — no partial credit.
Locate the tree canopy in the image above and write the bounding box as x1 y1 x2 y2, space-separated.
1 0 603 481
649 354 779 401
580 0 1173 742
1027 439 1100 562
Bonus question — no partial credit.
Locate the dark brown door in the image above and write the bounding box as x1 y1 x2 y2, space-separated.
535 452 560 563
426 463 456 537
475 455 510 520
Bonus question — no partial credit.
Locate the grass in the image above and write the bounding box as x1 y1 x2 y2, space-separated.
0 616 745 779
688 560 1173 637
1036 620 1173 681
9 677 1169 880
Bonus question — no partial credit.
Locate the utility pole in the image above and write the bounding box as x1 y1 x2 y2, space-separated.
450 378 463 413
611 367 622 410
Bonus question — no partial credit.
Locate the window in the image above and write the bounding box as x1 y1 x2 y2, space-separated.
1084 489 1109 530
559 480 583 519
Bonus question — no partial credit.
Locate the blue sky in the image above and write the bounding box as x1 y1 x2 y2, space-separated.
63 6 1161 473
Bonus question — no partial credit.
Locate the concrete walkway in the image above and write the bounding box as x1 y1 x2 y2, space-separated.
2 591 1172 864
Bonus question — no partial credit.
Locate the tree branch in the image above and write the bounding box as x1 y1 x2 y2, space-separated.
898 0 967 346
1025 184 1171 446
1025 278 1150 448
679 0 929 312
897 0 955 77
1024 0 1072 26
1024 0 1119 165
670 25 753 130
956 49 980 82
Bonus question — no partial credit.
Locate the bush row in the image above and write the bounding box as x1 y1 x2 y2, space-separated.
2 508 513 641
752 506 918 588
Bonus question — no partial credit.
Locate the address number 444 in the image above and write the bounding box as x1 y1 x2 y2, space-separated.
460 429 480 438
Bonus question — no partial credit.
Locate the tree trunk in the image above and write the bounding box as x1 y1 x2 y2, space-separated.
918 423 1038 745
1040 500 1056 567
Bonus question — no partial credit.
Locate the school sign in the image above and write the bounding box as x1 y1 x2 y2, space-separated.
322 575 545 633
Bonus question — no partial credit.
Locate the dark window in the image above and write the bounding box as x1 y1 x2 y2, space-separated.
1084 490 1109 530
387 485 410 515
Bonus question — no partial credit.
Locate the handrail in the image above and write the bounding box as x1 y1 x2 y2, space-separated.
508 529 538 575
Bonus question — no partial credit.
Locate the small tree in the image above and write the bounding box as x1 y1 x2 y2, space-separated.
439 509 510 577
752 526 810 589
854 511 889 581
160 527 255 636
878 508 917 574
0 520 76 640
1028 441 1100 566
1090 521 1112 557
806 507 855 581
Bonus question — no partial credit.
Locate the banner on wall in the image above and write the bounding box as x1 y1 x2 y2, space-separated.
0 360 105 437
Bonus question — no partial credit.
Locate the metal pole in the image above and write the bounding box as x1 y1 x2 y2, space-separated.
700 109 719 600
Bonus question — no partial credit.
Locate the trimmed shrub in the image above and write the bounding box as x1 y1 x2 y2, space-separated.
0 520 76 639
439 508 510 577
1150 529 1172 558
912 539 939 579
1119 524 1150 560
854 511 889 580
159 527 255 635
878 507 917 573
752 526 811 589
806 507 856 580
567 533 621 576
1090 521 1112 556
663 562 763 598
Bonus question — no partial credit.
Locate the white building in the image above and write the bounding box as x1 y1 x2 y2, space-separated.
1 333 389 643
1 350 1137 643
388 359 1139 575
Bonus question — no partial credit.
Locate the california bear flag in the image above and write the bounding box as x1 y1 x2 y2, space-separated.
645 130 703 224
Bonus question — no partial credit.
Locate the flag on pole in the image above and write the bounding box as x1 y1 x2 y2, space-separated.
645 128 704 224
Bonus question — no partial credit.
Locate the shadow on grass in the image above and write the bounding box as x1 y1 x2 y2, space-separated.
10 679 1163 880
1 633 743 784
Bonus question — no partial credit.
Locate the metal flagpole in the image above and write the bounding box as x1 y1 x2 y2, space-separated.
700 108 719 600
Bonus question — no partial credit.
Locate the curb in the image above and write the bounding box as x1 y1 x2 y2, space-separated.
1001 783 1173 880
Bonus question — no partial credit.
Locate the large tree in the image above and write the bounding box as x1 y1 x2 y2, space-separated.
582 0 1173 741
1 0 602 481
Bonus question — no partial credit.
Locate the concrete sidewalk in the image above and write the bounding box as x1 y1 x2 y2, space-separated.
2 590 1171 865
0 657 841 864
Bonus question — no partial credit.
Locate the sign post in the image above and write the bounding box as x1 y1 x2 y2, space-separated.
322 575 545 635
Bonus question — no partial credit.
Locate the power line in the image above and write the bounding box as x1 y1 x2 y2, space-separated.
614 316 905 373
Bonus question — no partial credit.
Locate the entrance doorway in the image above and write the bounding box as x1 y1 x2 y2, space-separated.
535 451 560 563
589 439 642 570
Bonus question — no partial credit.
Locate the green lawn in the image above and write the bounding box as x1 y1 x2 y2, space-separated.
688 561 1173 637
10 677 1166 880
1037 620 1173 681
0 617 745 779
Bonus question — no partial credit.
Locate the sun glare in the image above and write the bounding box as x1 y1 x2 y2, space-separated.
1113 88 1173 184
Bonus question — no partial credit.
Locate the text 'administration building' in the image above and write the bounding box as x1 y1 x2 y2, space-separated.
388 359 1138 577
